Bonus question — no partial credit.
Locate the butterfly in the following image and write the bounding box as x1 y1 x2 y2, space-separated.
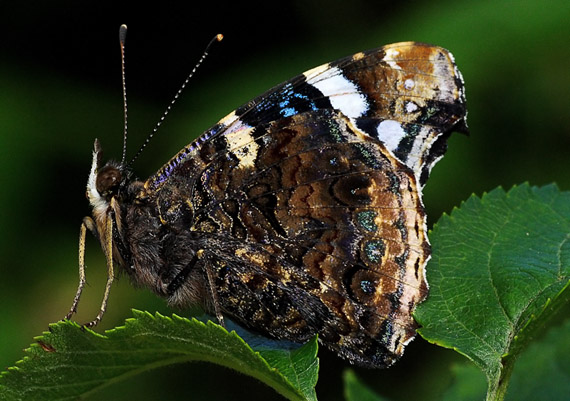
65 29 467 368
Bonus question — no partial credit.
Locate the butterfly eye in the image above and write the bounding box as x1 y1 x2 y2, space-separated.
96 165 122 198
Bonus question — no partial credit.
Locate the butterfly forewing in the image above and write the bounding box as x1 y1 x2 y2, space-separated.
84 41 466 368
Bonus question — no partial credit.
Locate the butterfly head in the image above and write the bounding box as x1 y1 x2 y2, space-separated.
85 138 133 244
87 139 121 209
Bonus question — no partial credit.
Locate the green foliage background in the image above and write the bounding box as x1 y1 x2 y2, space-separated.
1 0 569 400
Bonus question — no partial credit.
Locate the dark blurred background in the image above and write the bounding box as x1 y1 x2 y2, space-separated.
1 1 568 400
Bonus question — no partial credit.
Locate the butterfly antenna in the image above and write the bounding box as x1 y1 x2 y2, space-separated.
119 24 129 168
126 32 224 167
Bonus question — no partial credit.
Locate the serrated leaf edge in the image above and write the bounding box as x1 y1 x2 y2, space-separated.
0 310 318 401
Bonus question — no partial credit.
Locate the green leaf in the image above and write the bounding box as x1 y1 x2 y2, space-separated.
415 184 570 400
343 369 391 401
439 318 570 401
0 310 319 401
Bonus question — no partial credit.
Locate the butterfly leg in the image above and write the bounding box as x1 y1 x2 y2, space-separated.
65 216 97 320
83 210 115 328
200 250 225 328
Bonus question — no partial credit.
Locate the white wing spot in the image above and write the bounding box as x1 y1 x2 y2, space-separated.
405 101 419 113
305 66 369 118
376 120 407 153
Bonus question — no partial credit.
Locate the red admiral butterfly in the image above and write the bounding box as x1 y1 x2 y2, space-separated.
65 26 467 368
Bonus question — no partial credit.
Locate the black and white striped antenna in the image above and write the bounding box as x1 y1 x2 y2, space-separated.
119 24 129 167
118 26 223 168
